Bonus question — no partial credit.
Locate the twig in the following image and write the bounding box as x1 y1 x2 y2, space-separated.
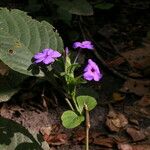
84 103 90 150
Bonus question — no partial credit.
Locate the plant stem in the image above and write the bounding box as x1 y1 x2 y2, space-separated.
73 48 81 64
65 98 74 111
84 104 90 150
72 93 80 112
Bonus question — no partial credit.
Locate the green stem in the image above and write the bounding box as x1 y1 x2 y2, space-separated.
73 48 82 64
65 98 74 111
72 96 79 112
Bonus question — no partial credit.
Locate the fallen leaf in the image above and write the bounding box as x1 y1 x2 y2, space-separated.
137 94 150 107
40 126 52 136
124 105 150 119
121 46 150 71
129 119 139 126
128 72 143 78
118 143 150 150
144 126 150 137
106 56 125 68
120 79 150 96
106 106 128 132
113 92 125 101
113 135 129 144
74 128 86 142
93 137 114 147
126 127 146 141
46 133 68 145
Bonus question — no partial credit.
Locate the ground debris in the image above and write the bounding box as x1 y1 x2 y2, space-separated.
120 79 150 96
126 127 146 142
118 143 150 150
106 105 128 132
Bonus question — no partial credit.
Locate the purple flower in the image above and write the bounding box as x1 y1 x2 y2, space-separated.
34 48 61 64
73 41 94 50
83 59 102 81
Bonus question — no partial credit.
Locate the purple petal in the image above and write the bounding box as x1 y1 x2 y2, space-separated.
43 56 55 64
42 48 51 54
73 42 82 49
51 50 62 58
81 41 94 50
83 72 93 81
93 72 101 81
84 64 92 72
47 49 55 55
35 57 45 63
88 59 100 73
34 53 46 59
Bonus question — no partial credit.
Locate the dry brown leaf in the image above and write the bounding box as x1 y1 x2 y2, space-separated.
121 46 150 70
93 137 114 147
120 79 150 96
129 119 139 126
113 92 125 101
128 72 143 78
126 127 146 141
106 56 125 68
106 106 128 132
74 128 86 142
113 135 129 144
118 143 150 150
137 94 150 107
40 126 52 136
46 133 68 145
124 105 150 119
144 126 150 137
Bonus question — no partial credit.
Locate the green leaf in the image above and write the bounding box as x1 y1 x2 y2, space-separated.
0 70 27 102
0 117 49 150
0 8 64 76
77 87 99 99
51 0 93 16
77 95 97 113
61 110 84 128
57 7 72 25
94 3 114 10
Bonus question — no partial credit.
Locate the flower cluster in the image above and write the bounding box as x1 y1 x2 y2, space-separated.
72 40 102 81
33 41 102 82
34 48 61 65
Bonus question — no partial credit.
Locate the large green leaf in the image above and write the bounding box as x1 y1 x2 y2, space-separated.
0 70 27 103
51 0 93 16
0 117 49 150
94 3 114 10
77 96 97 114
61 110 84 128
0 8 64 76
